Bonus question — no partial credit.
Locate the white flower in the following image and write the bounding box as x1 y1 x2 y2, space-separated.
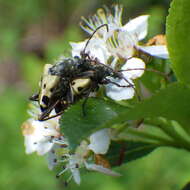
52 138 120 185
88 128 111 154
21 116 60 155
79 4 169 63
57 155 121 185
81 5 169 60
107 14 168 60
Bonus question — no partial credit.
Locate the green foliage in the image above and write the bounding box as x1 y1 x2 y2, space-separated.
112 83 190 133
166 0 190 84
147 6 166 38
60 98 126 150
0 89 58 190
3 0 190 190
60 83 190 152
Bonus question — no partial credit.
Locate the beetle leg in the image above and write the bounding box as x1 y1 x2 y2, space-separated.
66 86 74 104
38 100 60 121
39 110 65 121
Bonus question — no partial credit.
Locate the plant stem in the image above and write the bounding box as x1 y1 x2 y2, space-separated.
145 118 190 150
126 128 190 152
126 128 174 146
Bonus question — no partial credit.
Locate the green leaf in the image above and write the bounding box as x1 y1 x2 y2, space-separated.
166 0 190 84
110 83 190 134
106 141 155 167
60 98 126 150
61 83 190 148
61 83 190 150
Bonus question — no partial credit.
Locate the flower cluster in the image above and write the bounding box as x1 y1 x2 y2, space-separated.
22 4 169 185
22 103 119 184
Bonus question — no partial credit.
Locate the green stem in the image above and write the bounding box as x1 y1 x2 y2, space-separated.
145 118 190 150
126 128 176 147
126 128 190 151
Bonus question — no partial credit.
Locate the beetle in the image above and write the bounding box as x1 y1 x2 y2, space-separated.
29 63 93 121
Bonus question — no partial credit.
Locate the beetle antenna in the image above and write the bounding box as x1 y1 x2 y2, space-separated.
81 24 109 56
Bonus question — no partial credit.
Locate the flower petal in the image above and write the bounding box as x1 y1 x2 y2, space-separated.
21 118 60 155
138 45 169 59
122 15 149 41
70 41 86 57
70 38 110 64
24 136 38 154
85 163 121 177
36 141 54 155
71 168 81 185
88 129 110 154
69 156 81 185
105 78 135 101
121 57 145 79
47 147 59 170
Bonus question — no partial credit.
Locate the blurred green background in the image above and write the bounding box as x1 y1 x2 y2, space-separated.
1 0 190 190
